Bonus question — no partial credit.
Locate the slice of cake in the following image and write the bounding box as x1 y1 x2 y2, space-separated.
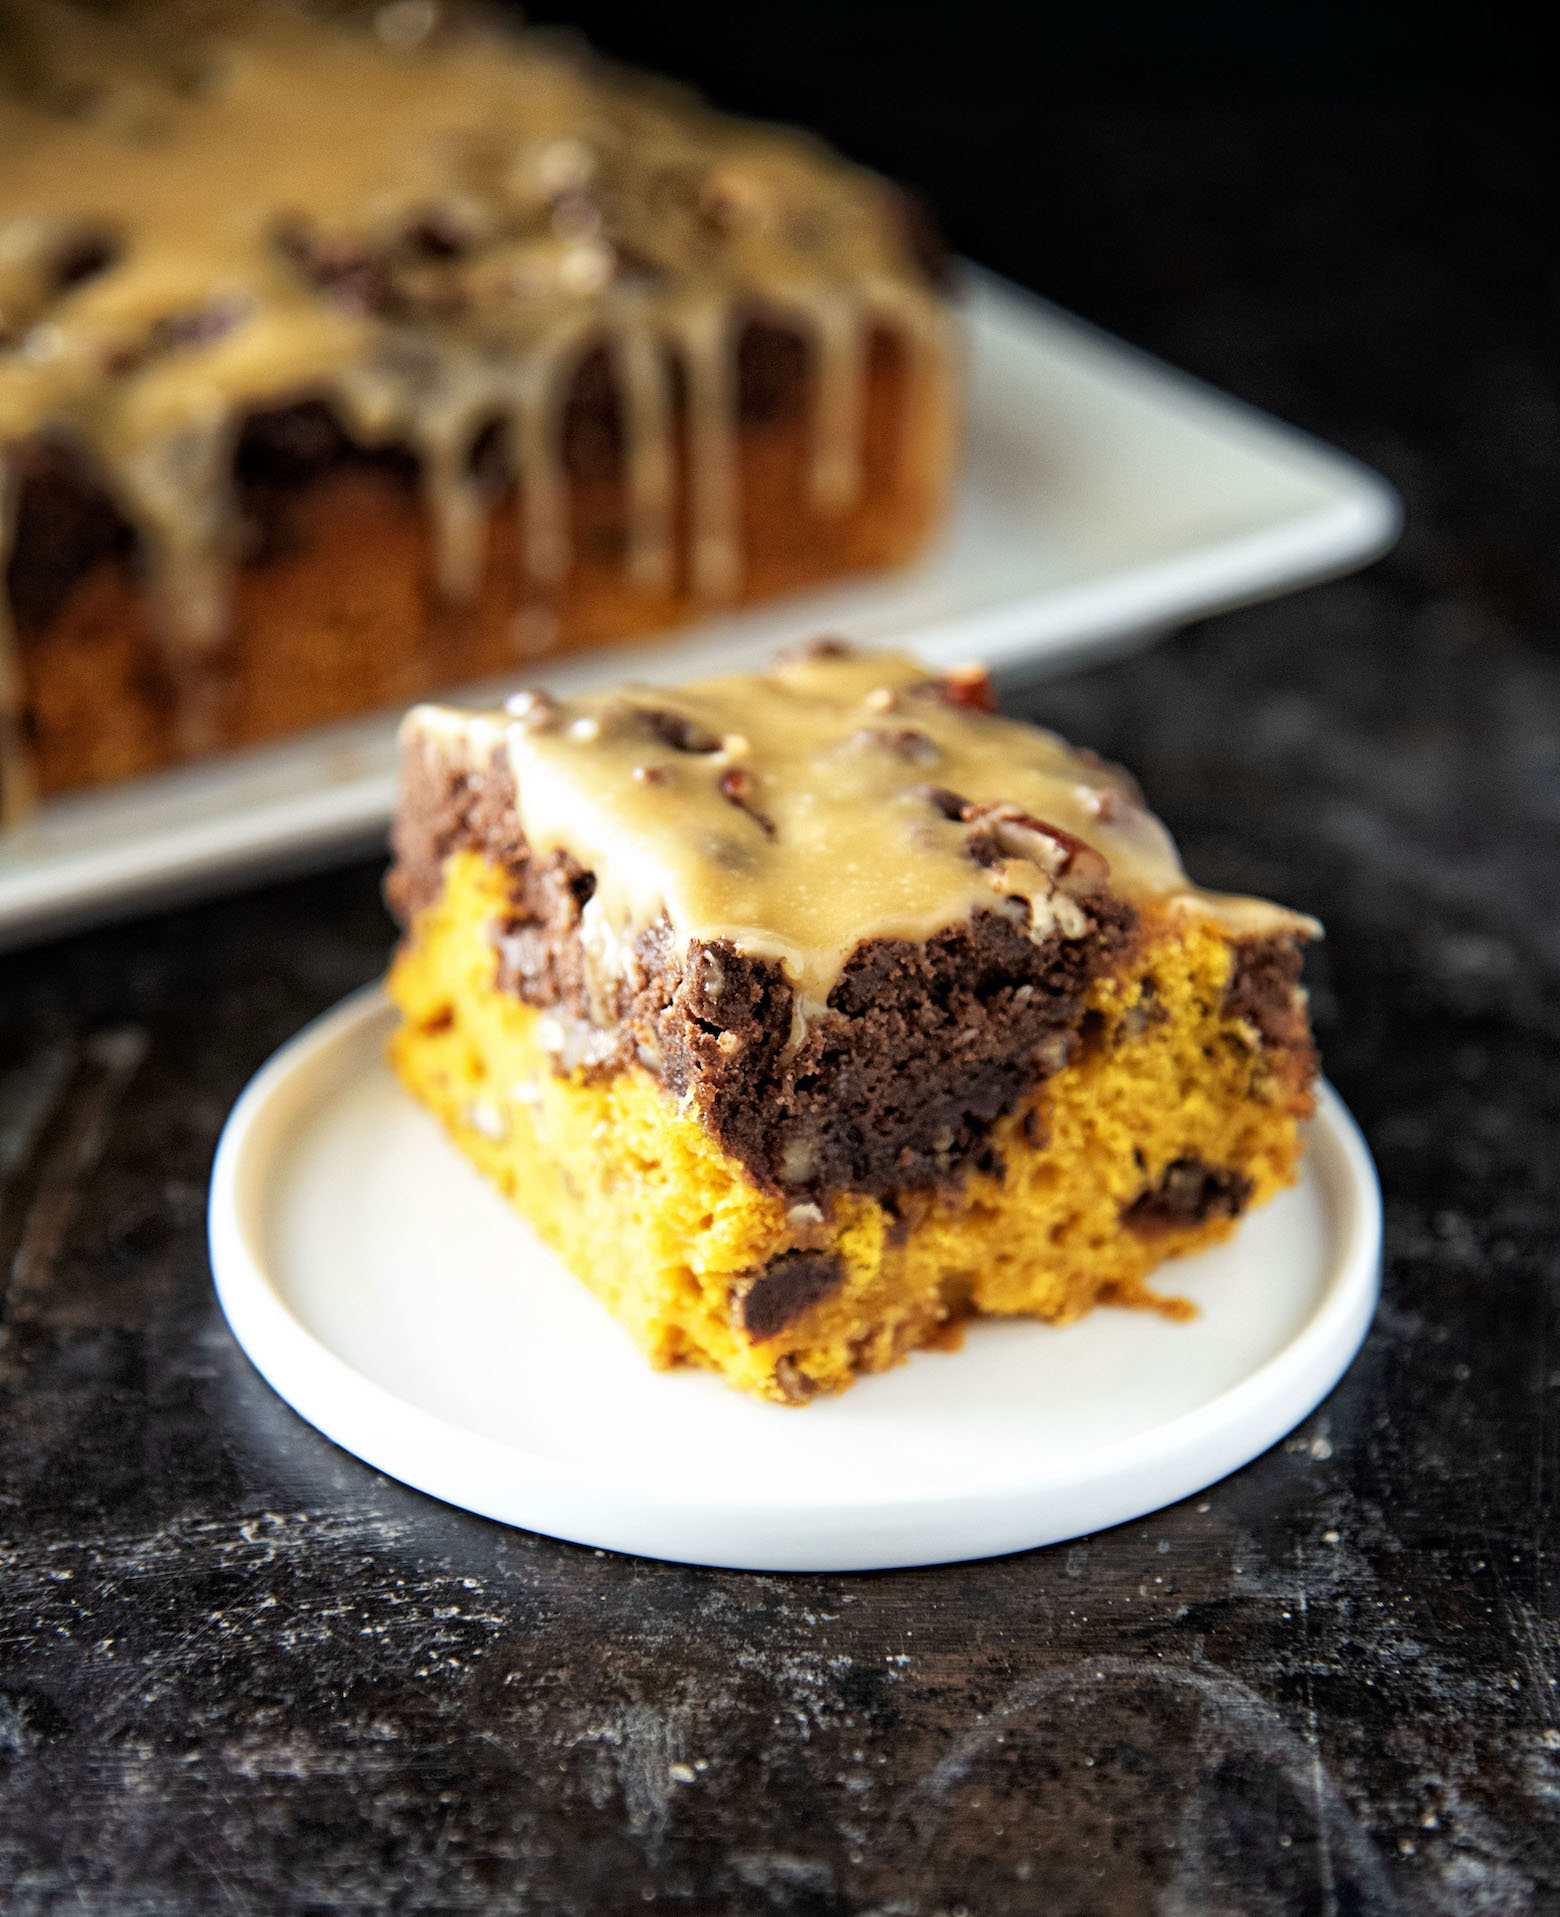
0 2 955 820
385 644 1319 1404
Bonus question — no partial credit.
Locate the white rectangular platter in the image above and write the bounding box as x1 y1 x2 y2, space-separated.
0 268 1400 950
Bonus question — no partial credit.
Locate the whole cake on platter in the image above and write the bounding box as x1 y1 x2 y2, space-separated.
0 2 956 823
385 642 1320 1405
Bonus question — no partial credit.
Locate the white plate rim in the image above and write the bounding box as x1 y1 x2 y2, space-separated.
208 986 1382 1571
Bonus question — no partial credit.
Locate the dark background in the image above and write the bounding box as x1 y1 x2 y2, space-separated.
2 5 1558 1912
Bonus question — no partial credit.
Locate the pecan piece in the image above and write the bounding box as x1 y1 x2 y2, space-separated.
911 662 997 713
963 803 1110 890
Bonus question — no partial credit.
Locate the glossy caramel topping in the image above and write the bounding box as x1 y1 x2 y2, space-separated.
408 647 1318 1032
0 3 953 820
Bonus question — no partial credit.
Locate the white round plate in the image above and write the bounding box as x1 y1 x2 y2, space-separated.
209 986 1381 1572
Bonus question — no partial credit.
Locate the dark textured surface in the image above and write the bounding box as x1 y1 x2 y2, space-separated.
3 51 1558 1917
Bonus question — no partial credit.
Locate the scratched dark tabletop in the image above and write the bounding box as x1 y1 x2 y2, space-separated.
2 15 1556 1914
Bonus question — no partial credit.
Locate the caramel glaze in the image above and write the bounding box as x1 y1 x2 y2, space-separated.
0 3 955 821
407 646 1320 1048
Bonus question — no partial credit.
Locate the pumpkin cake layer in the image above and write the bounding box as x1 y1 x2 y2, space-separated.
0 2 954 817
385 645 1320 1404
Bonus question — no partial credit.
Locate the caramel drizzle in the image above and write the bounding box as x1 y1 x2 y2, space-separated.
0 4 952 813
513 335 591 590
677 304 741 602
612 322 674 593
800 292 866 511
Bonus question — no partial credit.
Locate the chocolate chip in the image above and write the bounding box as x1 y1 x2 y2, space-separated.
735 1249 844 1341
1123 1158 1253 1236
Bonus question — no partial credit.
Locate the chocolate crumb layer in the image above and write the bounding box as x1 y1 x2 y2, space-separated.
387 730 529 927
1224 931 1319 1099
1226 933 1309 1048
1123 1157 1253 1236
733 1250 845 1342
661 902 1136 1199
